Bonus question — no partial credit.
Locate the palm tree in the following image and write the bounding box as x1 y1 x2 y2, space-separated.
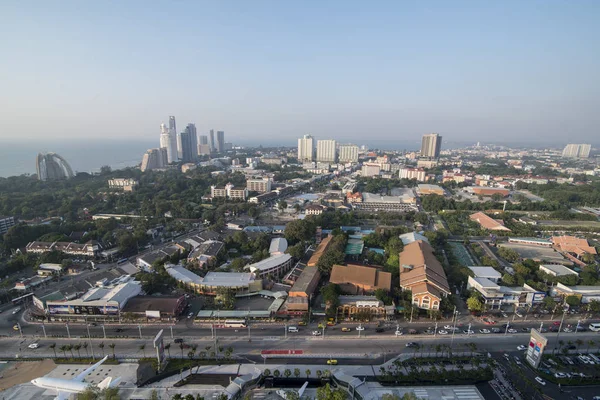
576 339 584 351
74 343 82 358
227 346 233 355
188 351 195 360
273 369 281 378
180 343 185 359
59 345 68 358
293 368 300 378
67 344 74 359
284 369 291 378
305 369 311 379
49 343 57 358
140 344 146 358
192 344 198 353
98 342 105 357
83 342 89 357
109 343 116 359
588 340 595 352
165 343 171 358
199 351 206 360
435 344 442 358
316 370 322 379
263 368 271 377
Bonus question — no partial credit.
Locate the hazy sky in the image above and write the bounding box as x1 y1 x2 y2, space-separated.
1 1 599 145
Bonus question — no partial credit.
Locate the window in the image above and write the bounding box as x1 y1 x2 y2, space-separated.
421 296 430 309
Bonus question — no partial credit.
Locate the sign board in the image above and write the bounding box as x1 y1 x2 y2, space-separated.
153 329 166 370
526 328 548 369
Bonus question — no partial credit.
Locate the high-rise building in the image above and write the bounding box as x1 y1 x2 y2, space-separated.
36 153 74 181
209 130 216 152
199 135 208 145
338 144 359 163
168 116 181 159
216 131 225 153
562 144 591 158
246 177 272 193
420 133 442 158
0 216 16 235
141 148 168 172
317 139 337 163
160 122 178 163
198 144 211 156
298 135 315 162
185 123 198 159
179 130 195 163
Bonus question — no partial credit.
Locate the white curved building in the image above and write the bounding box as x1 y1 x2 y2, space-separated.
35 152 74 181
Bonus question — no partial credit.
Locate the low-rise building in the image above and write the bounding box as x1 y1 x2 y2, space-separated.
210 183 248 201
352 193 418 213
552 235 597 258
165 265 262 295
361 163 381 177
335 296 389 319
469 186 510 197
508 237 552 247
121 295 186 321
246 177 272 193
305 204 325 215
37 263 64 276
468 266 502 283
288 267 321 299
399 232 429 246
307 235 333 267
329 264 391 294
188 240 225 268
136 245 181 271
107 178 138 192
467 276 545 309
416 184 445 196
244 253 293 278
470 212 511 231
398 167 426 182
550 282 600 303
539 264 579 277
269 238 288 256
346 192 362 204
26 240 100 257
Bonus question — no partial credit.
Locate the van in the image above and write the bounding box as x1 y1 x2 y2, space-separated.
589 323 600 332
288 326 299 333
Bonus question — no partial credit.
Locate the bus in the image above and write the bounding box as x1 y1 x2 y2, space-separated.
589 323 600 332
224 320 246 328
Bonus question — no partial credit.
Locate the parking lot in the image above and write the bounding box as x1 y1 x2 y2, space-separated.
501 243 568 264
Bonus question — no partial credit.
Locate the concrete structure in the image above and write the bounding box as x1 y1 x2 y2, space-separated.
470 212 511 231
399 232 429 246
141 148 168 172
198 144 211 156
166 265 262 295
246 177 272 193
361 163 381 177
551 282 600 303
136 245 181 271
245 253 293 278
269 237 288 255
307 235 333 267
35 152 74 181
37 263 64 276
216 131 225 153
420 133 442 158
353 193 417 213
107 178 138 192
562 143 591 158
46 281 142 320
338 144 359 163
178 128 195 163
26 240 100 257
188 240 225 268
399 240 450 310
121 295 186 320
305 204 325 215
297 134 314 161
0 215 16 235
508 237 552 247
330 264 391 294
210 183 248 201
467 276 545 309
416 184 445 196
539 264 578 277
399 167 426 182
469 187 510 197
468 266 502 283
316 139 337 162
335 295 389 318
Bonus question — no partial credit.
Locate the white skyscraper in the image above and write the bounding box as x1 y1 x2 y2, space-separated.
338 144 359 163
160 121 178 164
316 139 337 162
420 133 442 158
297 135 314 161
562 144 591 158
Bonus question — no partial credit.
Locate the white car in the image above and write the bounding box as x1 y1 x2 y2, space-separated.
312 331 322 336
554 372 567 379
12 307 21 315
535 377 546 386
28 343 39 349
517 345 527 351
479 329 491 334
356 326 365 331
514 356 522 365
187 312 194 319
508 328 518 334
463 329 474 335
395 330 403 336
437 330 448 335
443 325 453 330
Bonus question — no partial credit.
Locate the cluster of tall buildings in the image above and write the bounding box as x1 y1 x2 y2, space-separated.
143 116 228 171
297 135 359 163
562 143 591 159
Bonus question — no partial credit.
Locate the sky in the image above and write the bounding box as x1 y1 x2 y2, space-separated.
0 1 599 146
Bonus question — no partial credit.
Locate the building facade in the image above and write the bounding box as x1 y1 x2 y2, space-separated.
338 144 359 163
36 153 74 181
179 129 195 163
108 178 138 192
141 148 168 172
216 131 225 153
210 183 248 201
420 133 442 158
562 144 591 159
316 139 337 162
0 216 16 235
246 177 273 193
298 135 314 162
399 167 426 182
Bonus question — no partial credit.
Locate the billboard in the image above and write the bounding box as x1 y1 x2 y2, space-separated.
153 329 166 369
526 329 548 369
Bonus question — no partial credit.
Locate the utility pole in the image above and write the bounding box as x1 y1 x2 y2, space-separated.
138 324 142 339
285 323 287 339
41 323 47 338
86 323 95 360
410 306 414 323
322 324 326 339
17 323 23 338
170 326 174 339
65 323 71 339
434 322 438 337
102 324 106 339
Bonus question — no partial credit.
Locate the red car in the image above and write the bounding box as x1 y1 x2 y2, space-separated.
553 321 561 326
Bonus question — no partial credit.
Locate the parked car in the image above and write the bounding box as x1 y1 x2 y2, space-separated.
405 342 418 348
12 307 21 315
187 312 194 319
312 331 322 336
395 330 403 336
508 328 518 333
501 312 508 318
492 328 501 333
534 377 546 385
356 326 365 331
463 329 474 335
514 356 522 365
174 338 184 344
341 327 351 332
375 327 385 333
479 329 490 334
517 345 527 351
437 330 448 335
554 372 567 379
298 321 307 326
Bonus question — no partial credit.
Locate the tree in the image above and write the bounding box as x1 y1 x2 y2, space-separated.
588 300 600 314
165 343 171 358
285 391 300 400
74 343 82 358
316 383 347 400
542 296 556 311
293 368 301 378
284 369 292 378
98 342 105 356
76 386 120 400
321 283 341 317
565 295 581 307
284 219 315 243
263 368 271 377
466 295 484 312
273 369 281 378
305 369 311 379
50 343 57 358
109 343 116 359
277 200 288 212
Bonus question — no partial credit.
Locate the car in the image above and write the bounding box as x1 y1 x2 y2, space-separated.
501 312 508 318
187 312 194 319
405 342 418 348
298 321 307 326
115 328 124 333
312 331 322 336
514 356 522 365
12 325 19 331
535 377 546 386
28 343 39 349
563 328 573 333
174 338 184 344
341 327 351 332
492 328 501 333
479 329 490 334
327 359 338 365
503 353 510 359
553 321 561 326
554 372 567 379
12 307 21 315
395 330 403 336
375 327 385 333
356 326 365 331
567 345 576 350
517 345 527 351
443 325 454 330
515 312 523 318
508 328 518 333
437 330 448 335
463 329 474 335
